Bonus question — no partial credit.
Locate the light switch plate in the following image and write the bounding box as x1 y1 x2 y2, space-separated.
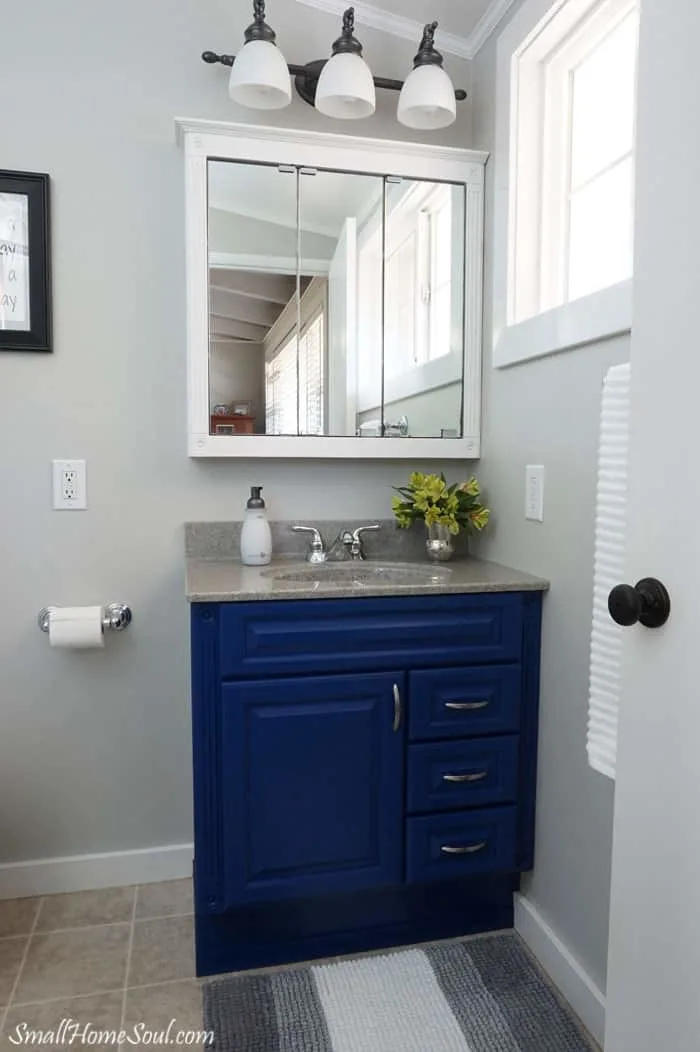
52 460 87 510
525 465 545 522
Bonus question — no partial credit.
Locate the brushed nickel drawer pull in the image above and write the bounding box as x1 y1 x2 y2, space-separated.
444 700 489 711
441 842 487 855
443 771 488 783
393 683 402 732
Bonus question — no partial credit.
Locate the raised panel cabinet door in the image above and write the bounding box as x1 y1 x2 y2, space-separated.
220 672 405 906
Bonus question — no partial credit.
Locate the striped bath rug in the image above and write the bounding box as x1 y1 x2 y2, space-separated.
202 932 595 1051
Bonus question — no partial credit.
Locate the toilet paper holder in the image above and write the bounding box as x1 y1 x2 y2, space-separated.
38 603 133 634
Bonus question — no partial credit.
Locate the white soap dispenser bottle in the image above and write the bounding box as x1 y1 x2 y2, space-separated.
240 486 272 566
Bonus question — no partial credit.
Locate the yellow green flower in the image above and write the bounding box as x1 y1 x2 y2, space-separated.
468 507 490 530
423 475 447 501
460 477 480 497
424 505 440 526
408 472 425 490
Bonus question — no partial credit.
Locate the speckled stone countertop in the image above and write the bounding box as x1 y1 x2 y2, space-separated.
185 522 548 602
186 556 549 603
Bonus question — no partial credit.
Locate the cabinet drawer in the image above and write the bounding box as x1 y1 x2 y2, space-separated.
409 665 521 740
406 807 517 883
407 737 519 814
215 594 523 678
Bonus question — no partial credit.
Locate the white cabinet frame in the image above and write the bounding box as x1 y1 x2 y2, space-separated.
176 119 487 460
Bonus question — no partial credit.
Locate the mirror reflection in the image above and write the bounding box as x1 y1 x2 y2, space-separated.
207 160 466 438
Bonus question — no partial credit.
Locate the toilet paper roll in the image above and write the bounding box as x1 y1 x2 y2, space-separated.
49 607 105 649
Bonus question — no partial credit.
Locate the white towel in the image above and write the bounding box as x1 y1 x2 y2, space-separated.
587 362 630 780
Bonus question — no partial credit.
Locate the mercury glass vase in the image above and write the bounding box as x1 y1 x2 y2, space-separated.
425 523 454 562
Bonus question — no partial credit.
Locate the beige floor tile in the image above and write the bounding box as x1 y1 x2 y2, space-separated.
124 981 210 1047
13 925 130 1005
128 917 195 988
36 887 134 932
0 938 28 1006
0 992 123 1052
135 880 192 920
0 900 40 939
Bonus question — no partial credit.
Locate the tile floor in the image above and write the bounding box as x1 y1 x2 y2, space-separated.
0 880 203 1049
0 882 601 1051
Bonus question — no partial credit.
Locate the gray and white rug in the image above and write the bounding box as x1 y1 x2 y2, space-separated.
203 932 595 1051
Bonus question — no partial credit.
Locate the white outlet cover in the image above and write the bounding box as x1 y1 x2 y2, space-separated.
52 459 87 510
525 464 545 522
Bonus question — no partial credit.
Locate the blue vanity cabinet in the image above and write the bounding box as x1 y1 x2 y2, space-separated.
219 672 405 905
191 590 543 977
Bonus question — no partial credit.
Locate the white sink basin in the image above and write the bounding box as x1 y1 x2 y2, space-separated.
262 562 452 585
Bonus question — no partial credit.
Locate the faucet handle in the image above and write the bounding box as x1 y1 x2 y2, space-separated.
290 525 326 564
352 524 381 542
350 523 381 560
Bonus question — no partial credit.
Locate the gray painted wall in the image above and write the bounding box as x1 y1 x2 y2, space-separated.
470 3 622 992
359 383 463 437
0 0 472 865
209 342 265 428
208 208 337 266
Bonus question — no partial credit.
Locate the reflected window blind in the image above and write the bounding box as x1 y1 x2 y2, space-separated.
587 362 630 780
265 311 325 436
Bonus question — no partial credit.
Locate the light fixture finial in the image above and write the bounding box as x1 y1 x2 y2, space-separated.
414 21 443 66
244 0 277 44
329 7 364 56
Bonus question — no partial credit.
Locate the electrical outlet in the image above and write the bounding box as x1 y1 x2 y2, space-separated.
525 465 545 522
52 460 87 510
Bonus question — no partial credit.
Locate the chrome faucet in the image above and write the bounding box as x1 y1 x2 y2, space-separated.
339 524 381 560
290 525 326 564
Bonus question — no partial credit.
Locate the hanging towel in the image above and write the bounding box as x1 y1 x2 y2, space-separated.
587 362 630 780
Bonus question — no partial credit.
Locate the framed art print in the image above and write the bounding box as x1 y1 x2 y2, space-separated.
0 171 51 352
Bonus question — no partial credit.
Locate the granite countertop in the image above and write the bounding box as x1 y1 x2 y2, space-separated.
184 521 548 603
186 556 548 603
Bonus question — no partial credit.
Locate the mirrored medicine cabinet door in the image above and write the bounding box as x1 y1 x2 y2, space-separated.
180 122 486 458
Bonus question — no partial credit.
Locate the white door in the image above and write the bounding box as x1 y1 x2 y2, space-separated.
327 218 357 436
604 1 700 1049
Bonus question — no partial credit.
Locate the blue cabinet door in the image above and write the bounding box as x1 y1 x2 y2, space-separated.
220 672 405 906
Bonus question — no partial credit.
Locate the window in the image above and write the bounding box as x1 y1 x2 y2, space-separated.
384 182 456 378
265 283 326 435
496 0 639 365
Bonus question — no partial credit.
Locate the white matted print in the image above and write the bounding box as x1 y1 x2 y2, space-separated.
0 192 31 330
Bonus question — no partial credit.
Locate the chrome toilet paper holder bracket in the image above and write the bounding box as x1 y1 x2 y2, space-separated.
38 603 133 634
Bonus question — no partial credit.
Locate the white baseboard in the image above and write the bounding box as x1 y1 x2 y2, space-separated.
0 844 193 900
515 893 606 1047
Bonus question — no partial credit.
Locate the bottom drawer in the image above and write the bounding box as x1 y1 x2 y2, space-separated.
406 807 517 884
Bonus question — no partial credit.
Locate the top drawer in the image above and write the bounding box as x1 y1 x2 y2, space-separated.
212 593 524 678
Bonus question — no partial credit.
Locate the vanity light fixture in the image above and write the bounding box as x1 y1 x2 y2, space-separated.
202 3 466 130
397 22 457 130
314 8 375 120
226 0 292 110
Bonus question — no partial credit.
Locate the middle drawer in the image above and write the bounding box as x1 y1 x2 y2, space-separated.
407 736 519 814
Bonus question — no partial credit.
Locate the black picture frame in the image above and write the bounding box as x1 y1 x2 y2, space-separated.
0 170 51 353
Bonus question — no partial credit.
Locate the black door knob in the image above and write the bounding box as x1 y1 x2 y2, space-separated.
608 578 671 629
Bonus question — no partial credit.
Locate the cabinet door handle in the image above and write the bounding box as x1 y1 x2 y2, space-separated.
393 683 402 732
444 700 489 711
441 842 487 855
443 771 488 783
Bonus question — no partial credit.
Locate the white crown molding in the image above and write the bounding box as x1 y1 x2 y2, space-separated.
467 0 520 56
293 0 518 60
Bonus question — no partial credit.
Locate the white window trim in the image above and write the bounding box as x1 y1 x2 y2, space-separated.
493 0 634 369
356 180 464 412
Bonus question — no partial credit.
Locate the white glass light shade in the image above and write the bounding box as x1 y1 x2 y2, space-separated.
397 63 456 129
315 53 376 120
228 40 292 110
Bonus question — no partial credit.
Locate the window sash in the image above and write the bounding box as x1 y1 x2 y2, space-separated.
537 0 638 314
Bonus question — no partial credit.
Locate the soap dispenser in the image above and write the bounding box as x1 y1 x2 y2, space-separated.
240 486 273 566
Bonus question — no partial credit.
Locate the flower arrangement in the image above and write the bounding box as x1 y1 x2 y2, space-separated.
392 472 490 535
